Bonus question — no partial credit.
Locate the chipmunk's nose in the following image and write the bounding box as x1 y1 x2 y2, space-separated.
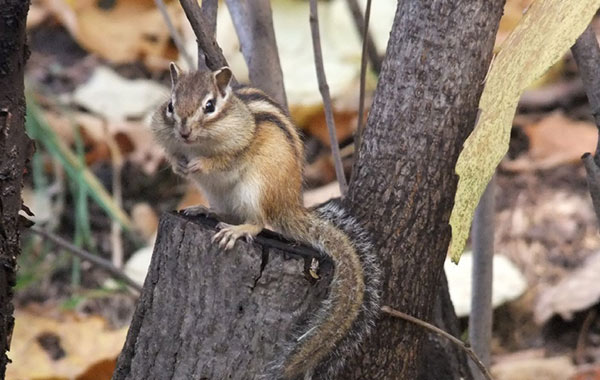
178 121 191 139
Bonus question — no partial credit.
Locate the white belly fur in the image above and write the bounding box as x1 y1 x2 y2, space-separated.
192 167 262 224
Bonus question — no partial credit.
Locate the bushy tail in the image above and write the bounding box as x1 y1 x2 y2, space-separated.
271 200 381 380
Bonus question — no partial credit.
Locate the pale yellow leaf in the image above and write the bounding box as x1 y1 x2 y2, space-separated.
6 311 127 380
448 0 600 262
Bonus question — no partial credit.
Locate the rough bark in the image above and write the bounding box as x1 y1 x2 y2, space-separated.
113 212 332 379
417 271 473 380
0 0 32 377
342 0 504 378
115 0 504 378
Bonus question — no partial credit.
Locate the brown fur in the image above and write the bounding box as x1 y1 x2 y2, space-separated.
151 66 370 379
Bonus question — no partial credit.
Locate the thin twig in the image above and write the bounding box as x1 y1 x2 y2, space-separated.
28 225 142 292
382 306 494 380
225 0 288 109
345 0 381 74
179 0 231 73
153 0 194 69
308 0 348 195
106 129 124 269
572 23 600 224
353 0 372 161
470 175 495 378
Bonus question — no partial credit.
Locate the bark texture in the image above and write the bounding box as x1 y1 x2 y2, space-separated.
341 0 505 378
0 0 31 377
115 0 504 378
113 212 332 380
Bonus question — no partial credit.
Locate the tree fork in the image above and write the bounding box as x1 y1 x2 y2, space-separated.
342 0 505 378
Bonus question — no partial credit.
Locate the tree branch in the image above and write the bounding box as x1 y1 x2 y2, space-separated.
202 0 218 38
178 0 230 72
309 0 348 196
382 306 493 380
353 0 372 164
469 175 495 379
225 0 288 109
27 225 142 292
571 23 600 224
345 0 382 74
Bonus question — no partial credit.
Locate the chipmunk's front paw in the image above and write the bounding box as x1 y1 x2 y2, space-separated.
187 158 207 174
212 223 262 251
172 155 189 177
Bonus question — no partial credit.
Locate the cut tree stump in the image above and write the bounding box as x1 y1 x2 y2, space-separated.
113 211 332 380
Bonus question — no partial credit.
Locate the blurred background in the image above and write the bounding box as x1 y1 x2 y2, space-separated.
12 0 600 379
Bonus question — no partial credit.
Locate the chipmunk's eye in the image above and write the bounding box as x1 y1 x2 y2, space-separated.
204 99 215 114
166 101 174 115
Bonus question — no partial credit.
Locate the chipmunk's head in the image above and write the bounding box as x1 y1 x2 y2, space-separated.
153 63 254 154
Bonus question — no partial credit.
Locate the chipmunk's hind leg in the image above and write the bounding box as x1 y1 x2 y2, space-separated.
212 222 263 250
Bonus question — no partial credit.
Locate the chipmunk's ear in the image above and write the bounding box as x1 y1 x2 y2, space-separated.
169 62 180 87
213 67 232 97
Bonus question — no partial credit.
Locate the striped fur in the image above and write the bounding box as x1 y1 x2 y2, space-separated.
151 66 381 379
263 200 381 380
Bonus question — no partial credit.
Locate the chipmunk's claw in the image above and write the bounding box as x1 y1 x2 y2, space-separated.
212 222 261 251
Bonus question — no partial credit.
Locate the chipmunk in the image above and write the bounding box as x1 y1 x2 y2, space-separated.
151 63 381 380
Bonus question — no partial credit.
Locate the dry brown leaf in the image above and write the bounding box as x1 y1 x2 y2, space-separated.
47 0 181 69
7 310 128 380
534 251 600 324
74 358 116 380
43 109 164 173
570 367 600 380
303 110 358 147
502 112 597 172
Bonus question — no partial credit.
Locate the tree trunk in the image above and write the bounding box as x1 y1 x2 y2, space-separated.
341 0 504 378
113 212 333 380
114 0 504 378
0 0 32 377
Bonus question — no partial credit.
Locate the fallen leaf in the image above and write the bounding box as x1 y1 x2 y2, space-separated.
449 0 600 262
570 367 600 380
75 358 116 380
534 251 600 324
71 66 168 122
123 245 154 287
502 112 597 172
49 0 181 69
491 355 576 380
6 310 128 380
304 109 359 147
444 251 527 317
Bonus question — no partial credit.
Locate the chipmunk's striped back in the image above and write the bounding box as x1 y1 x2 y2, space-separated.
151 65 381 380
234 86 303 160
